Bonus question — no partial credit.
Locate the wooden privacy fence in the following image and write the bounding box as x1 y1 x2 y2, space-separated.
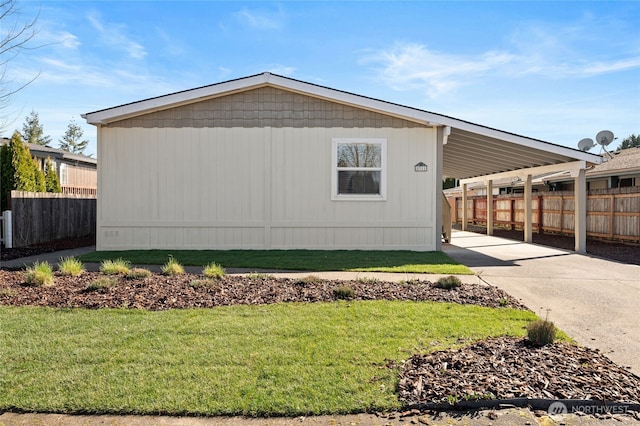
9 190 96 248
451 188 640 244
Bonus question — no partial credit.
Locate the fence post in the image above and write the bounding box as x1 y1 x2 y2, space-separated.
537 196 543 234
510 199 515 231
2 210 12 249
609 194 614 240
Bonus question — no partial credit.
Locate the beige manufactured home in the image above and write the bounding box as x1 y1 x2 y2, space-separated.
83 73 600 252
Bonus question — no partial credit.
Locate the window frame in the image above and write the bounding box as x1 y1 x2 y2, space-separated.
59 163 68 186
331 138 387 201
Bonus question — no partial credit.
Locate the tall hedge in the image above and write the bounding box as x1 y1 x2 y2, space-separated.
0 131 50 210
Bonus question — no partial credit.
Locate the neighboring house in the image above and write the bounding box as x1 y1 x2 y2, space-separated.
445 147 640 195
83 72 600 251
0 138 97 196
543 147 640 191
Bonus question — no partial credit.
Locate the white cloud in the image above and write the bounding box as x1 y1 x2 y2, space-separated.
363 35 640 99
361 43 515 98
580 58 640 76
59 32 80 50
265 65 296 76
235 6 284 30
87 13 147 60
155 28 185 56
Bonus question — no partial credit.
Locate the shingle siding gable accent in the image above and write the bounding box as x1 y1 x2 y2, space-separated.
104 87 426 129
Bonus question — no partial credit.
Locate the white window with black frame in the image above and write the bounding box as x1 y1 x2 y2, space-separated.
331 138 386 201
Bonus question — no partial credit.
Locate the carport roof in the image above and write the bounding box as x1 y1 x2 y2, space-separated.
83 72 601 179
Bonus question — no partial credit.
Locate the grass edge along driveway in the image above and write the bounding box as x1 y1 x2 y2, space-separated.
0 301 537 416
79 249 473 275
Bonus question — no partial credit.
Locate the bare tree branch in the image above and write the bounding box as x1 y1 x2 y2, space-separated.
0 0 40 133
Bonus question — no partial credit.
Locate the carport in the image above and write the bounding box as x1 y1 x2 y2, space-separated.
432 120 602 253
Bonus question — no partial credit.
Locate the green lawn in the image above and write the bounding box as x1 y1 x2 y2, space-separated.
0 302 536 416
79 250 473 275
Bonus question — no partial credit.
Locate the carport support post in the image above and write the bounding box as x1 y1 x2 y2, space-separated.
461 183 468 231
486 179 493 236
574 168 587 253
524 174 533 243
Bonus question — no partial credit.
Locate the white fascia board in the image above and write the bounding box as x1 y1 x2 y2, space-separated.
265 74 434 126
84 72 436 126
282 73 604 166
460 161 587 185
81 72 601 169
84 74 271 125
445 120 603 165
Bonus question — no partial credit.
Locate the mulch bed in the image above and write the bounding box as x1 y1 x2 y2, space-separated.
398 336 640 405
0 271 526 310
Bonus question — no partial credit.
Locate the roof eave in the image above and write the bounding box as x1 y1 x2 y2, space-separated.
82 71 603 167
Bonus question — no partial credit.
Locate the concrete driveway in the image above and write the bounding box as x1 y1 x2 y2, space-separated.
443 230 640 375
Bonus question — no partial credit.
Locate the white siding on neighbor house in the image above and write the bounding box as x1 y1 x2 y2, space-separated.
97 126 437 251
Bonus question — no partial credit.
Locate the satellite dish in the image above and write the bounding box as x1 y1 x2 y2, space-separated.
578 138 595 152
595 130 615 147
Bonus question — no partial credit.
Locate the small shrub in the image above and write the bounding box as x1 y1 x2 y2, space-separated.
203 262 225 279
100 258 131 275
356 276 379 284
0 288 17 297
85 277 118 292
190 279 216 289
435 275 462 290
126 268 152 279
58 257 85 276
527 319 556 346
247 272 274 280
162 256 185 276
24 261 55 287
399 279 421 285
298 275 322 284
333 285 355 300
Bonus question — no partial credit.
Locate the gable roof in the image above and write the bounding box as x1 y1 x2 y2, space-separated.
82 72 601 179
588 147 640 177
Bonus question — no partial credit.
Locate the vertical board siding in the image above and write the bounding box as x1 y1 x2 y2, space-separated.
10 191 96 248
98 126 436 250
451 190 640 243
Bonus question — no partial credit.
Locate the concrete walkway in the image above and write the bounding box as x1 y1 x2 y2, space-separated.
0 246 465 282
443 229 640 375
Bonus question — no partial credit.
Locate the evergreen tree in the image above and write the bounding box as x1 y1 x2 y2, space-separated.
617 134 640 150
59 119 89 154
33 157 46 192
10 131 38 191
22 110 52 146
0 131 46 209
442 177 457 190
44 157 62 193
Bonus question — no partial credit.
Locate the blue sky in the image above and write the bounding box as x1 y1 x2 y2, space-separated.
3 1 639 158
